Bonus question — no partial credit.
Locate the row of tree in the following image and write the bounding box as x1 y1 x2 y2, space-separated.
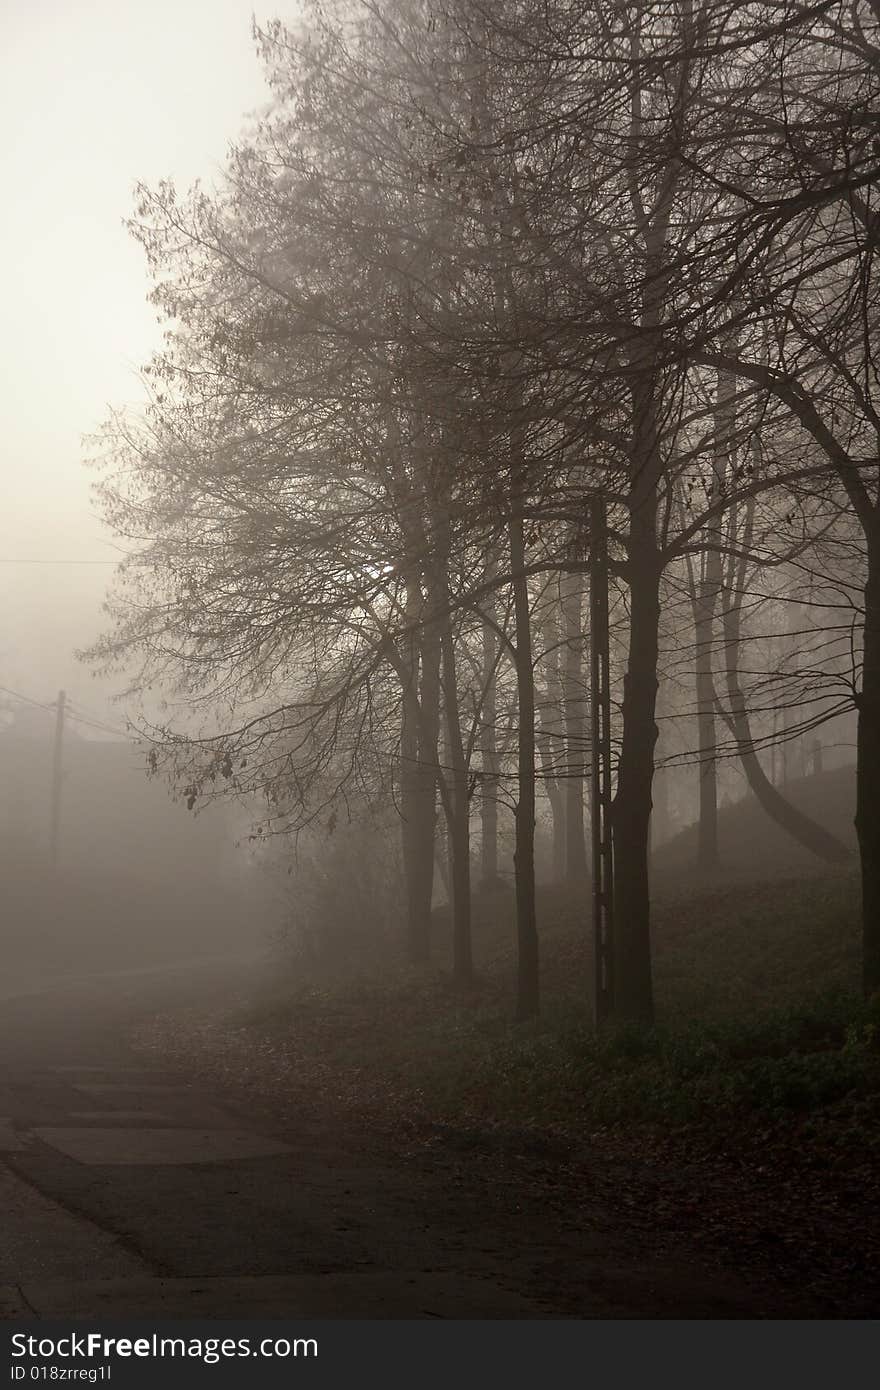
90 0 880 1022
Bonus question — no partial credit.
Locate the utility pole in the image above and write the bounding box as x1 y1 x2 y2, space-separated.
589 497 614 1026
50 689 65 869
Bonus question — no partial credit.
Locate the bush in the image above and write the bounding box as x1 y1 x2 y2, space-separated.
265 813 405 973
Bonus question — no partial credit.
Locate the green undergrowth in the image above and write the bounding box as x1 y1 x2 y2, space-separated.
416 991 880 1135
241 870 877 1140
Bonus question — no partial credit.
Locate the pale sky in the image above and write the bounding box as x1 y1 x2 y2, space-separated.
0 0 280 718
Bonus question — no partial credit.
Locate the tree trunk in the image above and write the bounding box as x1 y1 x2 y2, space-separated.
609 281 666 1023
399 579 433 963
509 510 539 1020
561 572 589 892
693 360 737 871
608 160 675 1025
440 622 473 988
414 617 441 944
537 718 565 882
856 531 880 996
612 530 660 1025
694 557 721 871
538 602 566 883
480 559 500 885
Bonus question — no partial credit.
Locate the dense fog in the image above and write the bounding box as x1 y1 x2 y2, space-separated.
1 0 878 1325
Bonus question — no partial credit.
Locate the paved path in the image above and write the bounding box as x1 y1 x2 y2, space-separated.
0 963 555 1317
0 962 769 1319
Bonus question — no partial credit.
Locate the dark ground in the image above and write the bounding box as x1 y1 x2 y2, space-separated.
0 958 836 1320
130 959 880 1320
1 765 876 1319
0 948 874 1319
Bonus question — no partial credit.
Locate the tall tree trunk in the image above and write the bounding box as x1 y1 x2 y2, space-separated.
692 358 737 870
539 603 567 884
389 394 438 965
414 616 441 943
561 572 589 891
612 528 660 1024
399 579 432 963
440 621 473 988
509 509 539 1021
611 316 665 1024
608 98 677 1022
538 602 566 882
480 558 500 885
694 547 722 871
537 716 565 882
697 589 717 867
857 527 880 996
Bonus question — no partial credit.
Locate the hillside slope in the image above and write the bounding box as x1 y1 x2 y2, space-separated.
654 764 857 883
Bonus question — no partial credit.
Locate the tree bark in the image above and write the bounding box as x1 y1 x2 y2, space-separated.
509 509 539 1020
561 572 589 891
537 716 565 882
694 589 720 870
856 525 878 995
399 578 433 963
858 530 880 996
608 62 678 1021
480 558 500 885
440 618 473 988
538 602 566 882
414 615 441 938
612 523 660 1025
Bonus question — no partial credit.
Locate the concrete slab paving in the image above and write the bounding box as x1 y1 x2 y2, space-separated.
69 1110 171 1123
0 1119 31 1151
72 1085 237 1126
73 1083 202 1094
16 1272 547 1319
0 1166 149 1285
0 1285 32 1317
51 1066 176 1078
32 1126 293 1166
51 1066 167 1076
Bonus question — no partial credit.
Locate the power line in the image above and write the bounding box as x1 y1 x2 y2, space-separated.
69 695 123 723
66 708 133 740
0 685 132 740
0 684 54 713
68 697 133 739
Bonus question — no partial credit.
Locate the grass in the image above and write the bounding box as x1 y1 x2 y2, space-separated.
416 992 880 1133
134 852 879 1317
237 867 876 1144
